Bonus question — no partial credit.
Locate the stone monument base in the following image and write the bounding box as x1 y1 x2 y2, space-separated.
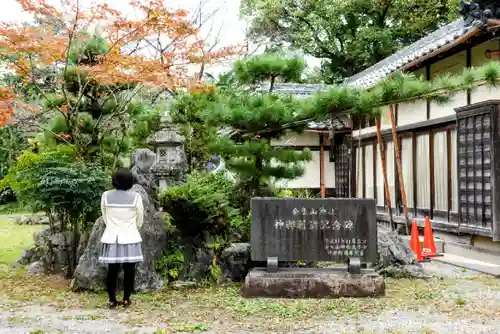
242 267 385 298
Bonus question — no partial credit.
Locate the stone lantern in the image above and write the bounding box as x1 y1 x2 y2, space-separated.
147 116 187 189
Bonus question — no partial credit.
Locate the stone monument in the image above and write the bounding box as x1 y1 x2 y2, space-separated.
243 197 385 298
147 116 187 189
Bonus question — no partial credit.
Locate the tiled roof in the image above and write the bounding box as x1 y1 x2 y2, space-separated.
262 83 350 130
261 83 329 97
345 19 477 88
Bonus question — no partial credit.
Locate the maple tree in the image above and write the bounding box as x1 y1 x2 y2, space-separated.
0 0 239 161
0 87 15 126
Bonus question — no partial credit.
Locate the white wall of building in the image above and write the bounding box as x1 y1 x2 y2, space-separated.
351 39 500 225
272 132 335 190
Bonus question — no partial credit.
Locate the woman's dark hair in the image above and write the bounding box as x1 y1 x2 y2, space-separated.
112 168 134 191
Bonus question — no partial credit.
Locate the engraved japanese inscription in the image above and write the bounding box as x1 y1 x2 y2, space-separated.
251 198 377 264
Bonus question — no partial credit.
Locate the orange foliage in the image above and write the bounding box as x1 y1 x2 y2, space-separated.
0 0 241 127
0 87 16 127
0 0 240 91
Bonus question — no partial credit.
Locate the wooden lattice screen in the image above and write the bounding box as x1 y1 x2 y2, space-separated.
334 141 351 198
455 101 500 240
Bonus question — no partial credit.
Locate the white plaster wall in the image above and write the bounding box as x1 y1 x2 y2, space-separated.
401 137 414 208
471 40 500 67
412 67 426 79
355 147 363 198
275 150 334 190
271 132 320 146
352 126 376 137
430 92 467 119
380 107 393 131
397 100 427 126
433 131 448 211
386 141 396 207
277 150 320 189
451 129 458 212
468 40 500 104
364 144 375 199
416 134 431 210
376 143 385 206
471 85 500 104
324 151 335 188
428 51 468 119
430 51 466 78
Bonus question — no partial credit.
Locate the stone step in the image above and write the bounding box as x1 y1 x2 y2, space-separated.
442 241 500 266
431 253 500 277
400 235 445 254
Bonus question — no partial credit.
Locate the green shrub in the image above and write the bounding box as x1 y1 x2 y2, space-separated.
159 171 241 240
155 237 185 282
0 145 109 230
275 188 316 198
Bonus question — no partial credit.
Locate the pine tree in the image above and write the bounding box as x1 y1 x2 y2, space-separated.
205 54 312 213
38 35 159 168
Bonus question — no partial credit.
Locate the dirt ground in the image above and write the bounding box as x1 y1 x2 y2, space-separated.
0 261 499 333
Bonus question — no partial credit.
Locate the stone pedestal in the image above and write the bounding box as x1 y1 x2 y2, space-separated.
242 267 385 298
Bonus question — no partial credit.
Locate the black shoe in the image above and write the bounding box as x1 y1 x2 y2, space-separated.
121 300 132 308
108 301 118 309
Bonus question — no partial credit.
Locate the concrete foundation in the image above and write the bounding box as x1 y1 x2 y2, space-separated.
242 267 385 298
400 235 445 253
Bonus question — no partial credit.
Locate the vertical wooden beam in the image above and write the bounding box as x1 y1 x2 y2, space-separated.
389 104 410 234
472 115 477 224
430 132 435 219
373 141 377 203
350 136 356 197
426 64 431 120
362 144 366 198
447 129 452 222
376 119 395 230
395 104 399 126
412 132 418 217
466 44 472 105
319 134 326 198
491 104 500 241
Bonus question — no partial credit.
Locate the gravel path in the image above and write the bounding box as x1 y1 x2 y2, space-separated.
0 261 499 333
315 262 500 334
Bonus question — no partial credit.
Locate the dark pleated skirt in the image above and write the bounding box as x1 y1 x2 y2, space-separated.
98 242 144 264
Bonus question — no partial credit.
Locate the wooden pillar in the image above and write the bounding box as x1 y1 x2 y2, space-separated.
376 119 395 230
389 104 410 234
320 134 326 198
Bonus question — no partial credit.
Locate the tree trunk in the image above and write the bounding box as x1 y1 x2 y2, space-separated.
375 119 395 231
389 104 410 235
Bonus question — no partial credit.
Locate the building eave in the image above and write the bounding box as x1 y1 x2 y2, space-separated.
344 19 484 89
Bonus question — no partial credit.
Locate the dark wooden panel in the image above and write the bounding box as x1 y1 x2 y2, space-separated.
334 142 351 198
456 103 495 235
250 198 377 264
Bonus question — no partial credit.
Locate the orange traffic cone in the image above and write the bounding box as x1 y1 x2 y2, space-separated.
422 216 442 258
410 220 424 262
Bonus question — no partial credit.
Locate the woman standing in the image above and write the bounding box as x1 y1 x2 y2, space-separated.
98 168 144 309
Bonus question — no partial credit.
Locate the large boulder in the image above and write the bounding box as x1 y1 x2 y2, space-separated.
376 228 429 279
130 148 157 200
219 243 251 282
71 184 168 292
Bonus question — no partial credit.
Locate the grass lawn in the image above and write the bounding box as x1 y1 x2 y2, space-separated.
0 215 44 265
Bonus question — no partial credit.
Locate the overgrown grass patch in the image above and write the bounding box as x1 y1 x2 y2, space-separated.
0 216 44 265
